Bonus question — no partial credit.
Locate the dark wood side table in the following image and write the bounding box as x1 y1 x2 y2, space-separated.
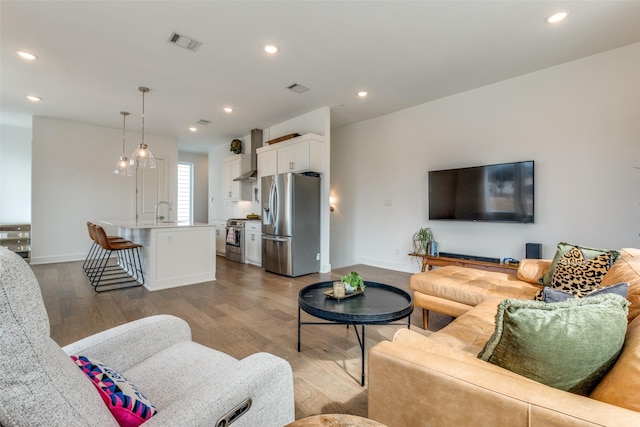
409 253 519 274
298 281 413 386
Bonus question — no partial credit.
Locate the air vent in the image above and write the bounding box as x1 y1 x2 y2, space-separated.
168 32 202 52
197 119 211 125
287 83 309 94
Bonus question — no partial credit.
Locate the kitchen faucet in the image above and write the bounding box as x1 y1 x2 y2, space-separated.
154 201 172 221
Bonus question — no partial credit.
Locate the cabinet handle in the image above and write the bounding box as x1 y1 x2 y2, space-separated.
289 161 294 170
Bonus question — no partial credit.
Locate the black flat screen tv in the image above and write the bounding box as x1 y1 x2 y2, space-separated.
428 160 534 223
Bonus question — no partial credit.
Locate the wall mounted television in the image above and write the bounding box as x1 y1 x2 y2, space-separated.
428 160 534 223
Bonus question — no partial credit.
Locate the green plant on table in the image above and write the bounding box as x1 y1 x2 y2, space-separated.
413 227 434 255
340 271 365 292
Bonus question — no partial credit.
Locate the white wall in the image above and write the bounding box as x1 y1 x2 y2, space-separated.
31 116 178 264
0 124 31 224
331 42 640 272
178 151 208 223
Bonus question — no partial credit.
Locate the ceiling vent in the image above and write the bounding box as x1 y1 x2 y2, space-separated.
196 119 211 125
168 32 202 52
287 83 309 94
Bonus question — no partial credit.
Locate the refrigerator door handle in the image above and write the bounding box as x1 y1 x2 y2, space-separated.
263 235 289 242
269 180 277 225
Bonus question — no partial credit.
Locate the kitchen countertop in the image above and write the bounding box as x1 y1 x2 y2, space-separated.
100 220 214 229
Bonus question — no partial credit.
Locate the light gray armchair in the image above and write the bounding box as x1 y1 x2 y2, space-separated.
0 247 295 426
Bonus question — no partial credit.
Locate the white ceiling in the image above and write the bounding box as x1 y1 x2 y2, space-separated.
3 1 640 153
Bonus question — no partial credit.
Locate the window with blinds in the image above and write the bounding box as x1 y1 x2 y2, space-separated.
177 162 193 222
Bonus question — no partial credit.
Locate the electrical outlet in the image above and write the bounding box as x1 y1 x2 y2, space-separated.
384 200 393 207
395 248 399 255
165 235 173 244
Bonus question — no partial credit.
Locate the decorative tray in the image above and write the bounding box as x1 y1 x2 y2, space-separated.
323 289 363 300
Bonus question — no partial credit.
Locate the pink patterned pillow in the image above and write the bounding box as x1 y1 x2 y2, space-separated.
71 355 157 427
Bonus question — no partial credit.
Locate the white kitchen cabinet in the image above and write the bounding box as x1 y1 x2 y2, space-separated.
257 149 278 178
214 220 227 256
256 133 324 177
222 155 251 201
244 222 262 266
276 139 323 174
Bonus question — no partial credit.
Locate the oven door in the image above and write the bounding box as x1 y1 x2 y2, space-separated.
225 226 243 262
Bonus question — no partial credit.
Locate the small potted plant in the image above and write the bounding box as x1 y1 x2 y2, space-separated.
413 227 434 255
340 271 365 294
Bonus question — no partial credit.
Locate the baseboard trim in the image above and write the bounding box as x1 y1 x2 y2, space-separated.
30 253 86 265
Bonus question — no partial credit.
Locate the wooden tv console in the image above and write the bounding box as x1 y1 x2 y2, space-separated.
409 253 519 275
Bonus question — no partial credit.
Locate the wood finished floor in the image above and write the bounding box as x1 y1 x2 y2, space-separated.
32 256 451 420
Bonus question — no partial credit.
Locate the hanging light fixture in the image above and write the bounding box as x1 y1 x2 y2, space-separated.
130 86 156 169
113 111 132 176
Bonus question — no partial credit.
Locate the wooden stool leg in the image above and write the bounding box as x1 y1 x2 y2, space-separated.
422 309 429 330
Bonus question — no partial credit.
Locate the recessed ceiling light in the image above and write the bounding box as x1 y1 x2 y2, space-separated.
26 95 42 102
357 91 368 98
264 44 278 54
224 107 233 113
17 51 37 60
189 127 197 132
546 11 568 23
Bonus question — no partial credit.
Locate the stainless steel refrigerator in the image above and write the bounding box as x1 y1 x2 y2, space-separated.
262 173 320 277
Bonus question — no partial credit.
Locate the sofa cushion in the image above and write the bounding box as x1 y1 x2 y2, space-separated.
478 295 628 395
542 282 628 303
0 247 118 427
590 314 640 411
534 247 614 300
540 242 619 287
600 248 640 321
410 266 541 308
72 355 157 427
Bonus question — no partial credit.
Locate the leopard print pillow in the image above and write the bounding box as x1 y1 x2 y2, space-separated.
534 246 612 300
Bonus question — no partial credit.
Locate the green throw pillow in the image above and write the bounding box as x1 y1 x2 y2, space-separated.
540 242 620 287
478 294 628 395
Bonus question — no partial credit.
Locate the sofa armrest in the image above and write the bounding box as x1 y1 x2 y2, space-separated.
62 315 191 372
516 259 551 284
368 341 640 427
143 352 294 427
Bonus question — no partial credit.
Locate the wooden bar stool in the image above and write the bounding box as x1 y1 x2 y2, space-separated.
83 221 129 277
89 224 144 292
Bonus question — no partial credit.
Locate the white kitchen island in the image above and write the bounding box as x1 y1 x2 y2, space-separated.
101 220 216 291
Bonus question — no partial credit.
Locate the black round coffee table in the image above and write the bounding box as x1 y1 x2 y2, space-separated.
298 281 413 385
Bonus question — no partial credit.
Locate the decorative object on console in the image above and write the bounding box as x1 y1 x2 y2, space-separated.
340 271 365 293
130 86 156 169
113 111 132 177
230 138 242 154
478 294 628 395
71 355 157 427
412 227 434 255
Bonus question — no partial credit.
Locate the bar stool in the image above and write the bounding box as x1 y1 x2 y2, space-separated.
88 224 144 292
83 222 129 276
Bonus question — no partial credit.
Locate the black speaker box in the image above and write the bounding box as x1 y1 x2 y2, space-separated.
526 243 542 259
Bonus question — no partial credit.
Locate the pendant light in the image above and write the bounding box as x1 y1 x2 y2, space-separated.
130 86 156 169
113 111 132 176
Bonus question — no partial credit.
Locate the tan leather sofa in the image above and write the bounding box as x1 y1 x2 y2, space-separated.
368 248 640 426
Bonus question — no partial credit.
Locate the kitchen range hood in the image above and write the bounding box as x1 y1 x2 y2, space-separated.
234 128 262 182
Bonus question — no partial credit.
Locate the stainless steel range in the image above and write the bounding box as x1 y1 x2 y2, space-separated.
225 218 246 263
